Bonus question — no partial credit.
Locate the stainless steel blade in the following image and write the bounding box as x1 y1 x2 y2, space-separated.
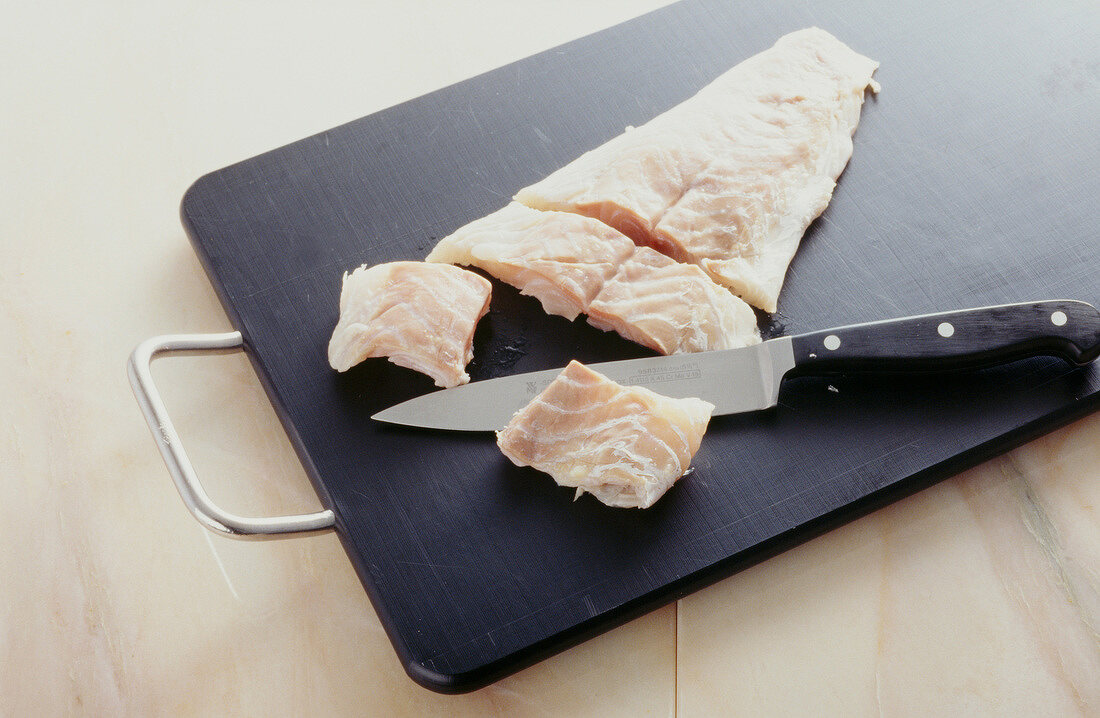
372 337 795 431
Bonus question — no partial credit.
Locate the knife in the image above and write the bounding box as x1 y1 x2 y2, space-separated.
372 300 1100 431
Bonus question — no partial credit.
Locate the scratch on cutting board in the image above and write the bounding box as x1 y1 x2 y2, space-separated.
241 267 336 300
475 182 509 199
531 125 552 146
429 580 615 662
685 440 924 550
395 560 471 572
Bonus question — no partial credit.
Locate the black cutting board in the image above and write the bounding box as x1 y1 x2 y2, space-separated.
180 0 1100 693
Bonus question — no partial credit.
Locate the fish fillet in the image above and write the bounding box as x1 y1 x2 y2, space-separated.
327 261 491 387
426 202 635 321
513 27 880 312
496 360 714 509
587 246 759 355
428 203 760 352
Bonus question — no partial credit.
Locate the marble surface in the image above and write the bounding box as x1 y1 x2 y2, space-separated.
2 2 1097 715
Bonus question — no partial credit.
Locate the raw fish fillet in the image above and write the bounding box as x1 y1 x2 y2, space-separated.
327 262 491 387
428 203 759 353
587 247 760 355
514 27 880 312
426 203 634 321
497 360 714 509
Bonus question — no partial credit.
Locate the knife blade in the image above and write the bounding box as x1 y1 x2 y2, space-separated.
372 300 1100 431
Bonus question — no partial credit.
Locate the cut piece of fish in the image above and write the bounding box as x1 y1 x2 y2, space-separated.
428 203 760 353
587 246 761 355
496 360 714 509
327 262 491 387
513 27 880 312
426 202 635 321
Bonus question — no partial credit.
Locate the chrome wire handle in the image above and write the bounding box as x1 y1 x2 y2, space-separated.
128 332 335 539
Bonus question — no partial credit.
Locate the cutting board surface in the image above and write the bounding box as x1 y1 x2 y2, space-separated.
181 0 1100 692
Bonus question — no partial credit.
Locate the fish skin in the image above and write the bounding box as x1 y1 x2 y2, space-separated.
496 360 714 509
327 261 491 388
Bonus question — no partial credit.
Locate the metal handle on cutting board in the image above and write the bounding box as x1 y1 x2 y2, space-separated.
127 332 335 539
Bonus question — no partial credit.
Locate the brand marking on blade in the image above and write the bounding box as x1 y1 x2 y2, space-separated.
525 378 555 395
627 361 701 385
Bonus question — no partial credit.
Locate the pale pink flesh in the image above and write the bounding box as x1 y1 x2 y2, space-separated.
514 27 880 312
587 246 760 355
427 203 635 321
327 262 491 388
497 360 714 509
428 203 760 353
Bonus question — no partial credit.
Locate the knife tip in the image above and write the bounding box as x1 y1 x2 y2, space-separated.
370 409 396 424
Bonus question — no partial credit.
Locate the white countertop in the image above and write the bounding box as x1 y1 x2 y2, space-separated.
3 2 1099 714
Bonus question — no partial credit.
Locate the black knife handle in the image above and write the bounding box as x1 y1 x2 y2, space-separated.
789 300 1100 376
